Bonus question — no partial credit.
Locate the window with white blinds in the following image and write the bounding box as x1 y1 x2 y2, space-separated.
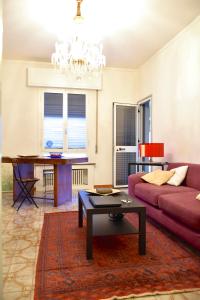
43 92 87 150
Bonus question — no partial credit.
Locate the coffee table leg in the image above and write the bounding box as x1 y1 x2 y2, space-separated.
139 210 146 255
86 213 93 259
78 193 83 227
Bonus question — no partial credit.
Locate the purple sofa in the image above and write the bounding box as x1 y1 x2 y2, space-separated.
128 163 200 251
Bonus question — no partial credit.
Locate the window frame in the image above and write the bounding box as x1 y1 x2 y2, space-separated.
40 88 89 153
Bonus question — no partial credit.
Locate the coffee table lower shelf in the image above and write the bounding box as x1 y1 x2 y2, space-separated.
92 214 138 236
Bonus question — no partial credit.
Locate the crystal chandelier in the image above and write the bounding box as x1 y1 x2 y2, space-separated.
51 0 106 79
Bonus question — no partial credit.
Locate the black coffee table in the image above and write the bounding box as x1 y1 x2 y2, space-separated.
78 190 146 259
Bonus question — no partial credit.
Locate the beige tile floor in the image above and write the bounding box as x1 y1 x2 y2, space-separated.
2 191 200 300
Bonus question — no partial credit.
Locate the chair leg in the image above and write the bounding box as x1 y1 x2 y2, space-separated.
19 182 39 209
14 190 33 210
12 185 25 207
23 182 39 208
14 181 39 211
18 189 32 203
28 195 39 208
17 195 28 211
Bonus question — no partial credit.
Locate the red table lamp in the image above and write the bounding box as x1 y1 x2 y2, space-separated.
139 143 164 161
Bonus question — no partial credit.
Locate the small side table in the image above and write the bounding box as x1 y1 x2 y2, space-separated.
128 161 168 175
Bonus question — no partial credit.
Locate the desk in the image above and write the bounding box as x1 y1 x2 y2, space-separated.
128 161 168 175
2 154 88 207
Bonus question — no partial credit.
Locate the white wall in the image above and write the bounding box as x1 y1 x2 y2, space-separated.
2 61 138 186
2 60 48 155
138 16 200 163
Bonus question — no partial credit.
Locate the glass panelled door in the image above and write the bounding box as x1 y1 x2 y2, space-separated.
113 103 137 187
138 98 151 144
138 97 152 172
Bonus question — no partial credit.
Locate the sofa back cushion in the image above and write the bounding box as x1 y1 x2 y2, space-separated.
135 183 196 207
167 163 200 190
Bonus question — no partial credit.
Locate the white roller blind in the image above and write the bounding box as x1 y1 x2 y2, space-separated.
44 93 63 149
67 94 87 149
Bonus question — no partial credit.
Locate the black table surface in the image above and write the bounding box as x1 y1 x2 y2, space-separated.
128 161 168 166
78 190 145 214
128 161 168 175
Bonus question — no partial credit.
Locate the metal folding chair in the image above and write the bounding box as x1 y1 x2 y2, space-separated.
12 159 39 211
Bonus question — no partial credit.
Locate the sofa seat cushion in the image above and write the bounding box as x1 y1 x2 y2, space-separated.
134 183 196 207
158 192 200 231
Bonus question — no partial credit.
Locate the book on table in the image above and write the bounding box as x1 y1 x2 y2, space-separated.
89 196 121 208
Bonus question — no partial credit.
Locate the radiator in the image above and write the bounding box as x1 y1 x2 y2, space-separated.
72 168 88 185
43 168 88 187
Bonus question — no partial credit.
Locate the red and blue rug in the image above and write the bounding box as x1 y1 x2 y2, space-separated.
34 212 200 300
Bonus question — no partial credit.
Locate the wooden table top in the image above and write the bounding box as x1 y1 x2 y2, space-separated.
2 154 88 165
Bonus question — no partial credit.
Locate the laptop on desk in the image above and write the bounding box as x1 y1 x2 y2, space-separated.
89 196 121 208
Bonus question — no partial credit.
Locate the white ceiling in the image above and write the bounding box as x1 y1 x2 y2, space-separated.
3 0 200 68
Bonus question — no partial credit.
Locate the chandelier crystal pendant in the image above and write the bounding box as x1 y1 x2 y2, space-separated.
51 0 106 79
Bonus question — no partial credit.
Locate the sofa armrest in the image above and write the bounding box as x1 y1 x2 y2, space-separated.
128 172 145 197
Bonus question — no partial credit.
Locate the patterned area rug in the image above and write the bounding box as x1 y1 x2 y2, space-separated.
34 212 200 300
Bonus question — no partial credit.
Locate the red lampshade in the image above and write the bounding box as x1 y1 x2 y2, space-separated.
139 143 164 158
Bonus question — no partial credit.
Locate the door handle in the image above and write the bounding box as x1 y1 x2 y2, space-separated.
118 147 125 151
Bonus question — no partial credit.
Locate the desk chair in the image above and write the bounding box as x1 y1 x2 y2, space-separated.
12 159 39 211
